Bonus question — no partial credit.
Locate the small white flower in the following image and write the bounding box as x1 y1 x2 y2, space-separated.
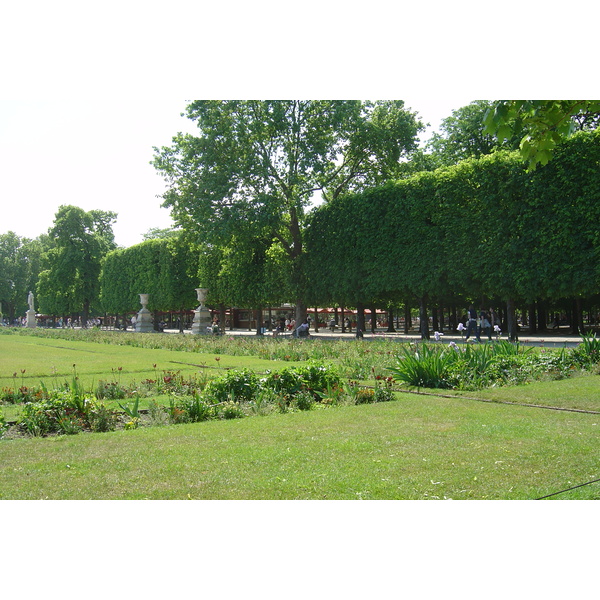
457 323 465 332
434 331 443 341
493 325 501 333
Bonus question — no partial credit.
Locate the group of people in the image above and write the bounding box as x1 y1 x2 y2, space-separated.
464 305 497 342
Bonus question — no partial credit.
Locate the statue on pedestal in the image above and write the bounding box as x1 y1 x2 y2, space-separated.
26 291 37 328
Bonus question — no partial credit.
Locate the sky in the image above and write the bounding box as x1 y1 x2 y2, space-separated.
0 96 476 248
2 2 595 249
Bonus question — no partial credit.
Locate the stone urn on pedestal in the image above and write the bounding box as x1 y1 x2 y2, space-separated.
135 294 154 333
192 287 212 334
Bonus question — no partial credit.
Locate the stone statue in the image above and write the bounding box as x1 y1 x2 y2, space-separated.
26 291 37 328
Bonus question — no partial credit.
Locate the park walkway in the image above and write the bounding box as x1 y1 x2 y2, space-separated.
164 325 585 348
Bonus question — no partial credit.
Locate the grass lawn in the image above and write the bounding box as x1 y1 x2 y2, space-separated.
0 333 281 388
1 330 599 500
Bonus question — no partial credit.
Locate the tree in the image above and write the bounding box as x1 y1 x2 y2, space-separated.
38 205 117 324
142 226 181 240
484 100 600 170
100 236 199 331
0 232 43 323
427 100 518 167
153 100 423 323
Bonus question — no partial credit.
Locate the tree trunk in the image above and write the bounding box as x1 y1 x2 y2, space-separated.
314 307 319 333
528 302 537 334
419 295 430 340
404 303 410 335
506 298 518 342
220 304 227 334
370 304 376 333
432 302 439 332
295 301 307 329
386 307 396 332
537 300 547 332
571 298 584 335
82 300 90 328
341 305 346 333
255 307 263 335
356 302 365 336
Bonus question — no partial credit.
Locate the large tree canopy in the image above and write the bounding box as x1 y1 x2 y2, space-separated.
0 232 43 322
37 205 117 323
152 100 424 322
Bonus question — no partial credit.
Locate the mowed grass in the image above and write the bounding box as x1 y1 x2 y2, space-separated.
0 333 282 388
445 375 600 413
1 395 598 500
1 332 599 500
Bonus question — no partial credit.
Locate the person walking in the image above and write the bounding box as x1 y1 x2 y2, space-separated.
479 308 492 341
465 305 478 341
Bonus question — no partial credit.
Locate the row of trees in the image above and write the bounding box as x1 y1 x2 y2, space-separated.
3 100 599 337
99 236 198 331
303 130 600 340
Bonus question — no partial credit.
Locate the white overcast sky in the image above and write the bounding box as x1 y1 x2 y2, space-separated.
2 2 594 248
0 96 473 247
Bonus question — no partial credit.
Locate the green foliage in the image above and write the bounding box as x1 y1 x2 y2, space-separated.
19 391 101 437
219 400 245 420
293 390 315 411
118 396 141 420
427 100 517 166
306 129 600 332
571 333 600 367
0 410 8 439
37 205 117 321
99 236 197 316
95 380 129 400
484 100 600 169
153 100 424 320
0 232 44 322
169 396 216 423
203 368 260 404
388 340 581 391
87 404 118 433
388 343 454 389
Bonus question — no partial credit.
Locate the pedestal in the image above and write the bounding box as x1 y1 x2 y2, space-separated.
192 306 212 334
135 307 154 333
26 309 37 328
135 294 154 333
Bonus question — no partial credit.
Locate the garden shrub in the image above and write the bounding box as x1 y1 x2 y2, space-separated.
354 387 376 404
95 380 129 400
294 361 343 394
219 400 245 419
178 396 216 423
571 333 600 367
294 389 315 411
18 391 105 437
388 343 454 389
203 368 261 403
88 404 119 432
0 410 8 439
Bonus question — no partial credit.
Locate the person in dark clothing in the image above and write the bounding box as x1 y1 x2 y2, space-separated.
465 305 479 341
